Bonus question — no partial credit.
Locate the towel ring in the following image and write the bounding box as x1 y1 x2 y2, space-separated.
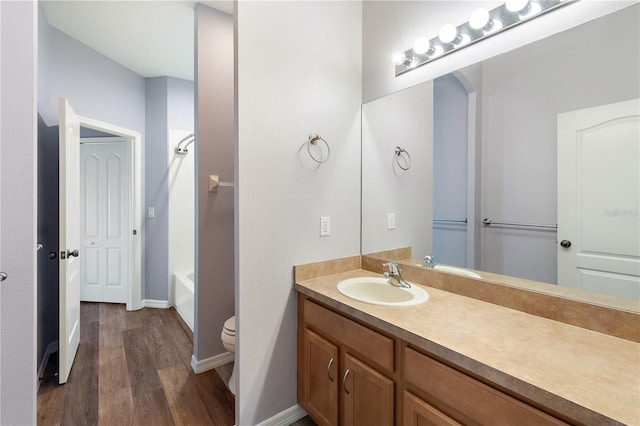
394 146 411 170
307 134 330 164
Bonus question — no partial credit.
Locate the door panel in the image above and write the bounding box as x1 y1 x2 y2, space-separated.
403 391 461 426
80 142 130 303
343 353 394 426
59 98 81 384
301 328 339 426
558 98 640 300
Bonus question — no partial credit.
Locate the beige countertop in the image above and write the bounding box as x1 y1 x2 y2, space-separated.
295 269 640 426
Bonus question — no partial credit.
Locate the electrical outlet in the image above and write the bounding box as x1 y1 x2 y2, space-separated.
387 213 396 230
320 216 331 236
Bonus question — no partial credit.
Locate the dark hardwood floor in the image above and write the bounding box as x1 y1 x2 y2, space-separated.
37 303 235 426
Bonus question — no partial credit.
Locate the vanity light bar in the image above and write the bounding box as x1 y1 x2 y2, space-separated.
394 0 577 76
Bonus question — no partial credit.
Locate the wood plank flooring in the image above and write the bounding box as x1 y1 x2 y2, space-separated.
37 303 235 426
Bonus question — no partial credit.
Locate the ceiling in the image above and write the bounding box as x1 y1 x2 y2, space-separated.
41 1 233 82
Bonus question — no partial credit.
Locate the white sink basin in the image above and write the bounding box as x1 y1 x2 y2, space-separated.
434 264 482 279
337 277 429 306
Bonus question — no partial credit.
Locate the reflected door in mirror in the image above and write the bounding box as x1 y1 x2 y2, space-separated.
558 98 640 300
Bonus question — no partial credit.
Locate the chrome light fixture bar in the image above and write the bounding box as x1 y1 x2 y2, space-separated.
394 0 577 76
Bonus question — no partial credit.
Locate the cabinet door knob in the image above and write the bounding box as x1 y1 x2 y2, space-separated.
327 358 335 382
343 369 350 394
0 272 7 282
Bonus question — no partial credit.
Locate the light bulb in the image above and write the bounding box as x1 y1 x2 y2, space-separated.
506 0 529 13
391 52 407 66
438 24 458 44
469 8 491 30
413 37 431 55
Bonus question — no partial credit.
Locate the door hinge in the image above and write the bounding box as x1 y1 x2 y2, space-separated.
132 229 137 236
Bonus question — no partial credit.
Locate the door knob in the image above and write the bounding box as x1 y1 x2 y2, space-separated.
67 249 79 258
48 251 58 260
0 272 7 282
560 240 572 248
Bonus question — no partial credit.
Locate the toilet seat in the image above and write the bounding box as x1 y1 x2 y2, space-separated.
223 316 236 336
220 315 237 395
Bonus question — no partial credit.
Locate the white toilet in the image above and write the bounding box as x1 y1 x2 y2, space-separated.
220 316 237 395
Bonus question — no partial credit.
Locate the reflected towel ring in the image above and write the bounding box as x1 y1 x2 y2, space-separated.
307 134 330 164
395 146 411 170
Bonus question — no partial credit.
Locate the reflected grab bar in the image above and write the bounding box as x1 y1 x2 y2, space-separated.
482 218 557 230
433 218 467 224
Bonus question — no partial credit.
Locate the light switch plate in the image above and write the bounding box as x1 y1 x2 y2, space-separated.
387 213 396 230
320 216 331 236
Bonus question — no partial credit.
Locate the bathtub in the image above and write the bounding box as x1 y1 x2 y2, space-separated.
173 271 194 332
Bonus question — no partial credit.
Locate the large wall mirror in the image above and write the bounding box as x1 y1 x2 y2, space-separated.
362 4 639 311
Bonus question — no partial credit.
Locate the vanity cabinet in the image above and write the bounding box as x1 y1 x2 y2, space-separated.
298 295 398 425
298 293 570 426
403 347 568 425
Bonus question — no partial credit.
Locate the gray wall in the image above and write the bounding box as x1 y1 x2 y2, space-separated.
0 1 38 422
36 115 59 372
195 5 234 360
145 77 169 300
145 76 194 302
38 25 146 131
433 74 468 268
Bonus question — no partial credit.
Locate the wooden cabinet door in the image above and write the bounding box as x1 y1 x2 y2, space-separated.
343 353 394 426
301 329 339 426
403 347 567 425
404 391 461 426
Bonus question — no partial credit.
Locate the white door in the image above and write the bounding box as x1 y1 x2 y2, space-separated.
558 98 640 300
80 141 131 303
59 98 81 384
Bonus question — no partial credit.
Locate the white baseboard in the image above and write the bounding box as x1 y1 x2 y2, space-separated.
257 404 308 426
191 351 235 374
38 340 59 379
142 299 170 309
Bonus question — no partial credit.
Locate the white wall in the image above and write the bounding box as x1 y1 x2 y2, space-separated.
0 1 38 423
362 81 433 258
168 130 195 280
236 1 362 423
362 1 635 102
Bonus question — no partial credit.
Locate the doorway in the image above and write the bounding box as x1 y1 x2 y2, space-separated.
80 136 131 304
77 116 143 311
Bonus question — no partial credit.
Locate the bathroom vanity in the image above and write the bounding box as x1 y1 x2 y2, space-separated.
295 257 640 426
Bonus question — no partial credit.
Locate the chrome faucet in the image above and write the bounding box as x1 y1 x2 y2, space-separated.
423 254 436 269
383 262 411 288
